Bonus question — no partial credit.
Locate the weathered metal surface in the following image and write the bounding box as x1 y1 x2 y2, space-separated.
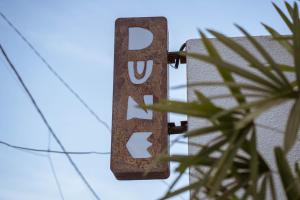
111 17 169 180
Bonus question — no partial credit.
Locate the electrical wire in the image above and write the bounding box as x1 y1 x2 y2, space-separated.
0 54 110 156
48 154 65 200
16 147 49 157
0 11 111 134
0 140 110 155
1 12 197 200
0 134 183 155
0 44 101 200
1 135 186 200
160 180 186 200
47 130 65 200
1 57 65 200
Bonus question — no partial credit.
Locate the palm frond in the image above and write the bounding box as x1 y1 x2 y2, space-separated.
144 2 300 199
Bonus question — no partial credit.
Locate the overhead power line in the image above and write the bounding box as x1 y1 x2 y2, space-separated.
0 140 111 155
46 130 65 200
48 154 65 200
0 44 101 200
160 180 186 200
0 11 111 133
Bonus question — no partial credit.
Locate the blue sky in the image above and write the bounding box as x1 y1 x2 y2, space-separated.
0 0 293 200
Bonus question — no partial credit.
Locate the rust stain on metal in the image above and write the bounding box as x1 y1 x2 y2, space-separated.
110 17 169 180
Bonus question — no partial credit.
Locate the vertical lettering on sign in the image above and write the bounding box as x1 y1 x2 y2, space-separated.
127 95 153 120
111 17 169 180
128 60 153 84
128 27 153 50
126 132 152 159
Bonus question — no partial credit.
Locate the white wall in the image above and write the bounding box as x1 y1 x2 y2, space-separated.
187 36 300 199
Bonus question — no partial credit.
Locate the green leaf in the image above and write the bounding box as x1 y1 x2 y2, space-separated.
291 80 298 88
194 90 213 105
241 186 251 200
295 163 300 182
284 97 300 152
274 147 300 200
291 3 300 88
165 173 184 195
212 91 292 121
235 98 285 130
192 90 236 126
215 179 249 200
208 93 267 101
199 30 246 104
285 1 294 18
250 129 258 199
208 29 285 88
207 128 248 197
241 139 271 175
160 179 204 200
262 23 293 54
158 3 300 199
236 25 291 88
178 81 273 93
269 64 295 72
258 175 267 200
142 100 221 118
273 2 293 31
167 165 213 200
184 125 229 138
273 35 293 40
190 187 201 200
176 137 228 172
268 173 278 200
188 52 280 91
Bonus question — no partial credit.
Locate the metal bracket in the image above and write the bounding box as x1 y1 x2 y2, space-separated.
167 43 186 68
168 121 188 135
167 51 186 64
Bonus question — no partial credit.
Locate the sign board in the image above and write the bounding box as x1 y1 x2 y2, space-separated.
111 17 169 180
187 36 300 199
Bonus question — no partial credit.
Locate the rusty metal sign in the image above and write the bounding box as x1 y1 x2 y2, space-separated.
110 17 169 180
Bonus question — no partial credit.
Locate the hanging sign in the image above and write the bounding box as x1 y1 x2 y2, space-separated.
110 17 169 180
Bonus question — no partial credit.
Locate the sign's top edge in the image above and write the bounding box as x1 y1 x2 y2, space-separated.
115 16 167 24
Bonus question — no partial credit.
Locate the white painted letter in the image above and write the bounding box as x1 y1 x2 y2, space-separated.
128 27 153 50
127 95 153 120
128 60 153 84
126 132 152 158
